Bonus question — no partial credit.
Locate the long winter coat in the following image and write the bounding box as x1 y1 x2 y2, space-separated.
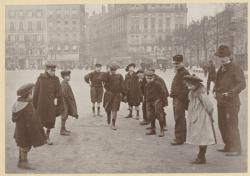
33 72 61 129
60 80 78 119
12 97 46 148
124 72 143 106
186 86 216 146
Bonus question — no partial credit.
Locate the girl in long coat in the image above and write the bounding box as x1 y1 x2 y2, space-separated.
12 83 46 169
184 74 216 164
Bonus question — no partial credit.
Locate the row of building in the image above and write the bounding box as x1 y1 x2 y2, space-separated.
5 5 85 69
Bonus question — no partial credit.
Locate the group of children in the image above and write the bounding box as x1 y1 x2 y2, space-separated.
12 61 216 170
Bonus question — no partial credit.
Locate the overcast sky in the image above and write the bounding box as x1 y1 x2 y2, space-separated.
85 3 225 24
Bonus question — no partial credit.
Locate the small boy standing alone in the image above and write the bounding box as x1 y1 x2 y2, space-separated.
12 83 47 169
60 70 78 136
184 74 216 164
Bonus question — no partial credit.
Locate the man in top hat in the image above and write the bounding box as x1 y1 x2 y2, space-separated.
170 54 190 145
206 60 216 95
124 63 143 119
84 63 105 117
60 70 78 136
144 71 166 137
144 67 169 133
214 45 246 156
33 63 61 145
103 64 125 130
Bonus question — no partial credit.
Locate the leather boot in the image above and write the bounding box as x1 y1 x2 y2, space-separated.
46 129 53 145
97 107 102 117
92 106 96 117
135 110 140 120
111 119 117 130
125 110 132 118
18 150 34 170
60 119 70 136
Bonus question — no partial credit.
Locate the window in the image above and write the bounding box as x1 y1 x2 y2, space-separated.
9 11 15 17
72 9 77 15
9 22 15 31
15 35 19 41
37 10 42 17
37 21 42 31
28 21 32 31
72 45 77 51
37 35 41 42
19 22 23 31
28 11 32 17
10 35 15 42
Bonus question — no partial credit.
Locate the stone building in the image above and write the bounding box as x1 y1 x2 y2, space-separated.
5 5 47 69
87 4 188 65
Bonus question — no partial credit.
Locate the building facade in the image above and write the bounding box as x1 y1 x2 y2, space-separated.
87 4 188 65
5 5 47 69
5 5 86 70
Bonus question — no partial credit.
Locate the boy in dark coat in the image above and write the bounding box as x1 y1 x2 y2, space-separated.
84 63 104 117
144 72 166 137
12 83 46 169
60 70 78 136
124 63 143 119
145 68 169 134
103 64 124 130
33 63 61 145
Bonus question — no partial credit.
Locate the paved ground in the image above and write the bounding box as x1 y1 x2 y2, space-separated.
5 68 248 173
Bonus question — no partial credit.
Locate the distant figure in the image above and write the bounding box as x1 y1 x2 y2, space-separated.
206 60 216 95
170 55 190 145
214 45 246 156
184 75 216 164
33 63 61 145
124 63 143 120
60 70 78 136
84 64 104 117
12 83 46 169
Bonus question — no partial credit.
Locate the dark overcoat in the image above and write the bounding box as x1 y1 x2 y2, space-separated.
60 80 78 119
155 75 169 107
33 72 61 129
12 98 46 148
124 72 143 106
214 62 246 107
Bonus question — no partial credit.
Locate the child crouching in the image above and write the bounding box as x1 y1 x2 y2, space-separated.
12 83 47 169
184 74 217 164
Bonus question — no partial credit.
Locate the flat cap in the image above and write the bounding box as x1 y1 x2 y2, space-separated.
215 45 231 57
61 70 71 78
136 68 144 74
183 74 203 83
17 83 35 97
172 55 183 64
95 63 102 67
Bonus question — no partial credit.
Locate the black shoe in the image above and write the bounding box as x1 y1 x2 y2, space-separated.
140 121 149 125
171 139 184 145
191 158 206 164
225 151 241 156
146 130 156 135
217 148 228 152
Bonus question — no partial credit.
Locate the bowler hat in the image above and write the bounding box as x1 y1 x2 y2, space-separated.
172 55 183 64
17 83 35 97
125 63 136 72
61 70 71 78
215 45 231 57
183 74 203 83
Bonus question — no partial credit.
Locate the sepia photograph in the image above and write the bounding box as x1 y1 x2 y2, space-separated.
4 2 248 174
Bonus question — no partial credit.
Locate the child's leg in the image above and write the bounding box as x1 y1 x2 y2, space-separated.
198 145 207 159
18 147 32 169
135 106 140 120
125 106 132 118
111 111 117 130
46 128 53 145
106 108 111 124
92 102 96 116
60 116 70 136
97 102 102 116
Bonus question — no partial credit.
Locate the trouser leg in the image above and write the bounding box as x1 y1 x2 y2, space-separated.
217 105 229 151
106 108 111 124
173 99 186 143
226 105 241 153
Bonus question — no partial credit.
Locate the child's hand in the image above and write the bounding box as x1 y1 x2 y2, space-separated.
54 98 58 106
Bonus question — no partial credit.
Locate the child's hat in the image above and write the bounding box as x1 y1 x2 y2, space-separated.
17 83 35 97
125 63 136 72
183 74 203 83
61 70 71 78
